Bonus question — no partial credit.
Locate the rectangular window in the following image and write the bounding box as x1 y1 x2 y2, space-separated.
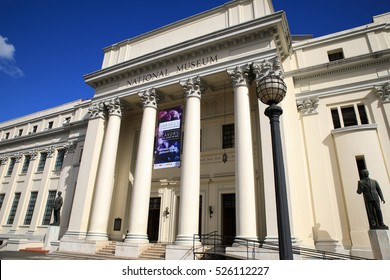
32 125 38 133
328 49 344 61
18 129 23 136
357 105 369 125
331 108 341 129
54 150 65 171
6 158 16 176
5 132 10 139
341 107 358 127
330 104 369 129
7 192 21 225
24 191 38 225
48 121 53 129
21 155 31 174
222 124 235 149
42 190 56 225
356 156 367 180
37 152 47 172
0 193 5 210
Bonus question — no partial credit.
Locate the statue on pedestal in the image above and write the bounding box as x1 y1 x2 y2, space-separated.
357 169 388 229
51 191 63 226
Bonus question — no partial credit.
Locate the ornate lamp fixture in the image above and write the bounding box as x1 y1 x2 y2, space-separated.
253 57 293 260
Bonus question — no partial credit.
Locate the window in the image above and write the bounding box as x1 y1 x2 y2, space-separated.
32 125 38 133
0 193 5 210
42 190 56 225
21 155 31 174
18 129 23 136
222 124 235 149
331 104 369 129
24 191 38 225
328 49 344 61
54 149 65 171
5 132 10 139
48 121 53 129
6 158 16 176
37 152 47 172
7 192 21 225
356 156 367 180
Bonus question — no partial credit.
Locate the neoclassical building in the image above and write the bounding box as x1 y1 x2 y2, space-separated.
0 0 389 259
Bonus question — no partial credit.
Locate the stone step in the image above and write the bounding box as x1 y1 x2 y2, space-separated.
139 244 166 260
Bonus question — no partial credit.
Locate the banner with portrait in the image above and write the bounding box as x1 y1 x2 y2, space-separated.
154 106 183 169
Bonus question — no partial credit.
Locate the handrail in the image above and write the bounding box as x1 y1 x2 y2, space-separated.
193 233 373 260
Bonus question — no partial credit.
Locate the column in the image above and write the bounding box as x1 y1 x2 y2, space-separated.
86 97 123 241
228 65 258 241
175 76 205 244
125 89 158 243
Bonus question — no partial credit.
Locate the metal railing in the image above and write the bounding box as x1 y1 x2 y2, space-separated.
193 232 373 260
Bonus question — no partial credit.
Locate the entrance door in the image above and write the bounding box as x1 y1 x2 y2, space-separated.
147 197 161 242
222 193 236 245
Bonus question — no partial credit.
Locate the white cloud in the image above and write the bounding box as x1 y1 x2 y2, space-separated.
0 35 23 77
0 35 16 59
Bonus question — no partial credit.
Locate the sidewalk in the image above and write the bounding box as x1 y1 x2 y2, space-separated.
0 250 137 260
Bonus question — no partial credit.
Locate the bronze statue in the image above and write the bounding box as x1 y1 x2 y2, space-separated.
51 191 63 226
357 169 388 229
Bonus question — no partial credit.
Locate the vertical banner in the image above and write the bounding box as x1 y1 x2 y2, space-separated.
154 106 183 169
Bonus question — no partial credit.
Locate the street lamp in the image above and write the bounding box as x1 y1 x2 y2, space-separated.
253 58 293 260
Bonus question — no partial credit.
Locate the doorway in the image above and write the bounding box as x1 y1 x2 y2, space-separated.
147 197 161 242
222 193 236 245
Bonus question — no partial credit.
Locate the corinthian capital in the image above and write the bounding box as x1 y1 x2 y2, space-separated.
0 156 8 165
297 97 319 115
252 57 284 82
138 88 159 109
180 76 207 99
104 97 123 117
228 64 251 87
375 82 390 102
88 101 106 119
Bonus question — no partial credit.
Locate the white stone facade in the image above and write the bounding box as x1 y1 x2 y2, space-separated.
0 0 389 259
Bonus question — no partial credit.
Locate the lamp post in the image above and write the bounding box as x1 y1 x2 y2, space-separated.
254 58 293 260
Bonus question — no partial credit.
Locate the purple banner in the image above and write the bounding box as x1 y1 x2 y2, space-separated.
154 106 183 169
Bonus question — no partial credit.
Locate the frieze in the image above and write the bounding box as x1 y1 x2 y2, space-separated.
127 55 218 87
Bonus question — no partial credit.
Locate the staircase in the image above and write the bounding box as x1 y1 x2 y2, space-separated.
96 241 116 257
139 243 166 260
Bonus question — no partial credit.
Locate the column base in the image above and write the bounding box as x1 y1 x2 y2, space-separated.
43 225 60 250
59 239 109 254
174 234 200 245
124 233 149 243
85 231 108 241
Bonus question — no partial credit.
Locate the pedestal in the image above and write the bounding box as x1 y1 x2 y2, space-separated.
368 229 390 259
43 225 60 250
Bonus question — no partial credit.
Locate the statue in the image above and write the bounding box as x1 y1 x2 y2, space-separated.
357 170 388 229
51 191 63 226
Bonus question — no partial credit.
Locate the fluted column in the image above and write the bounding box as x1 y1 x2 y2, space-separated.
175 76 205 244
86 97 123 241
125 89 159 243
228 65 258 241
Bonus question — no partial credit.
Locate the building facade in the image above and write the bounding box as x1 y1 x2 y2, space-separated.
0 0 389 259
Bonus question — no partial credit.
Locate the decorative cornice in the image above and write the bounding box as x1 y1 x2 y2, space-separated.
374 82 390 102
180 76 207 99
286 50 390 83
252 57 284 82
296 97 319 115
138 88 159 109
227 64 251 87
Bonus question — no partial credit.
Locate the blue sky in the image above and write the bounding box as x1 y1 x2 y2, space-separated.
0 0 389 123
